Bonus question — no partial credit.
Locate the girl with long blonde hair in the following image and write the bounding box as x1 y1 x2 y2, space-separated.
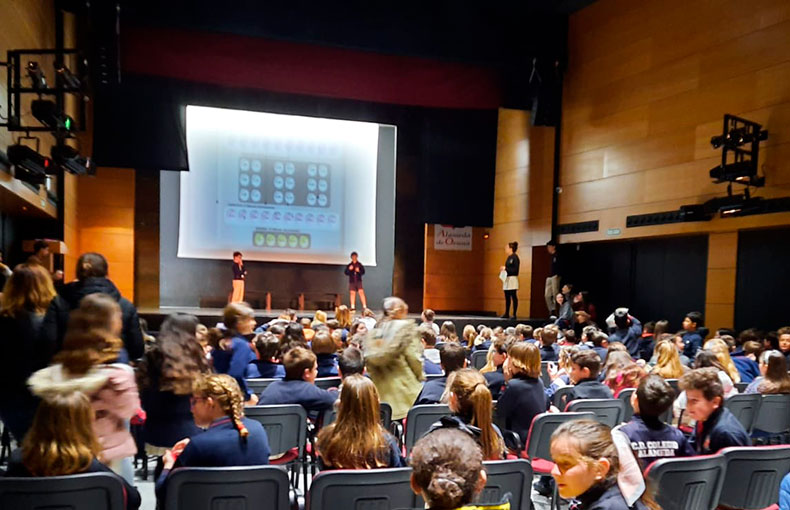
316 374 402 469
6 391 141 509
704 338 741 384
430 368 504 460
651 340 686 379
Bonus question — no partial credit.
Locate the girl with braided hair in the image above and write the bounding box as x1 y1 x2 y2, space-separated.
427 368 505 460
409 428 509 510
156 374 270 500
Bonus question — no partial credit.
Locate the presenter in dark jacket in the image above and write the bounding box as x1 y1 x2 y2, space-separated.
495 342 547 445
500 241 520 319
230 251 246 303
156 374 270 500
344 251 366 311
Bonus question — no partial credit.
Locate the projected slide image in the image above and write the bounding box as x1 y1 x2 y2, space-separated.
180 106 384 265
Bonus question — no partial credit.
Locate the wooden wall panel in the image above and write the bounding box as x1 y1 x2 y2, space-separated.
422 224 485 312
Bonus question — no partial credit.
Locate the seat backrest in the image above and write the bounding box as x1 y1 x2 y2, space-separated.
753 394 790 434
645 454 727 510
540 362 551 387
321 402 392 430
525 412 595 462
735 382 749 393
719 446 790 510
246 378 278 395
308 467 414 510
314 377 342 390
552 386 575 409
617 388 636 422
0 473 125 510
245 405 307 456
480 459 533 510
404 404 452 455
566 399 626 427
471 350 488 370
723 393 762 434
164 466 290 510
666 378 679 394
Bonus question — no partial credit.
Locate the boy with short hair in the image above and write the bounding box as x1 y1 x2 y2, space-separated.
680 367 750 454
414 342 466 405
681 311 705 359
420 326 442 375
565 350 612 404
515 323 534 342
588 329 609 362
616 375 694 470
337 346 365 379
540 325 560 362
247 332 285 379
258 346 337 412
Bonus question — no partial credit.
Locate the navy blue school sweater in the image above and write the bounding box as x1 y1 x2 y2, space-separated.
213 336 257 398
565 378 613 408
246 360 286 379
258 379 337 413
692 406 750 454
495 375 547 445
616 415 694 470
414 376 447 405
316 353 339 378
484 366 506 400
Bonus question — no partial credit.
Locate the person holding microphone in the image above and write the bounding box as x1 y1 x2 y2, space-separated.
344 251 366 311
230 251 246 303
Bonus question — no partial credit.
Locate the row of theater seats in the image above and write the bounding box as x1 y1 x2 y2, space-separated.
3 444 789 510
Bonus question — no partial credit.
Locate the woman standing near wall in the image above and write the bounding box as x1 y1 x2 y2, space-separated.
500 241 520 319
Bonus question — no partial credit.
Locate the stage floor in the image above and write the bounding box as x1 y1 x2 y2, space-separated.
138 306 548 332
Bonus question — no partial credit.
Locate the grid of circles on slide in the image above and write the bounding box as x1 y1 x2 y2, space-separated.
238 157 331 208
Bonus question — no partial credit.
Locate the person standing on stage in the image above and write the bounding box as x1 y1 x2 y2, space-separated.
344 251 366 311
230 252 246 303
545 240 561 316
500 241 520 319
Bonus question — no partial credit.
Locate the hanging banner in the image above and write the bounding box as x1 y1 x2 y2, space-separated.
434 225 473 251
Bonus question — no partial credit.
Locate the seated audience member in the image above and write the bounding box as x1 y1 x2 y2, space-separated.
29 297 140 475
212 303 258 404
348 320 368 339
481 337 509 400
731 339 761 383
258 347 337 412
554 292 573 327
5 391 140 510
601 351 633 384
312 310 328 328
607 308 642 358
334 304 352 332
664 333 692 367
545 345 579 401
268 323 286 342
473 327 493 351
779 327 790 363
572 310 596 339
520 323 535 342
414 342 466 405
337 346 365 379
674 350 738 423
680 368 750 453
589 329 609 362
429 369 505 460
439 320 459 343
636 321 656 362
496 342 547 445
247 332 285 379
564 350 613 407
615 375 694 470
745 350 790 394
604 358 646 398
409 429 503 510
157 374 270 498
420 326 443 375
316 374 403 470
704 338 741 384
540 325 561 362
311 330 339 377
282 322 308 352
420 308 441 336
137 315 211 459
300 317 316 342
461 324 477 347
681 311 705 359
550 419 653 510
650 340 687 379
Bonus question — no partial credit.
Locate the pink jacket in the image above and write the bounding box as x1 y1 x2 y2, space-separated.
28 363 140 462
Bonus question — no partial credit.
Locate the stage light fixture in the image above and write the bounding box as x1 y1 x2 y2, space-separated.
55 64 81 89
51 144 95 175
7 144 53 186
31 99 74 131
26 61 47 90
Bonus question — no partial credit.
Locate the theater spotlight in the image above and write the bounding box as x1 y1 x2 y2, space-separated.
51 144 95 175
26 61 47 90
54 64 81 89
7 144 53 186
31 99 74 131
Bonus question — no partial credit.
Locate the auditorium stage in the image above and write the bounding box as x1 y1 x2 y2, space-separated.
138 307 548 332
